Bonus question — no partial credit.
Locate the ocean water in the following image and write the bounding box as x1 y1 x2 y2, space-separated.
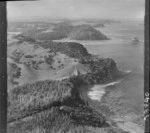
54 21 144 123
85 21 144 103
59 20 145 132
82 20 144 133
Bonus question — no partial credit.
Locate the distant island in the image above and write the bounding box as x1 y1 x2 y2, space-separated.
68 24 108 40
8 21 109 41
7 34 127 133
93 23 105 28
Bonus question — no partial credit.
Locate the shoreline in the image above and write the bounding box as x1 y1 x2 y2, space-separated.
79 82 144 133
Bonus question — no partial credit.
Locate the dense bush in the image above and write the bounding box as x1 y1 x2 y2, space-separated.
8 78 79 122
8 63 21 79
68 24 108 40
14 34 36 43
7 54 123 133
39 41 90 59
19 22 108 41
44 55 54 65
7 107 127 133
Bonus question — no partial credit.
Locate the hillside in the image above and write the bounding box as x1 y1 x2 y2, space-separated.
9 21 109 40
7 34 91 88
93 23 105 28
7 34 126 133
68 25 108 40
7 34 120 88
8 34 118 89
8 78 126 133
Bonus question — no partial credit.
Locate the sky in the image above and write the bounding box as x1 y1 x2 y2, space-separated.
7 0 145 21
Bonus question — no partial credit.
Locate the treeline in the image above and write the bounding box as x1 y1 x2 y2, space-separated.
77 56 120 84
38 41 90 59
8 78 81 122
8 107 126 133
13 34 90 59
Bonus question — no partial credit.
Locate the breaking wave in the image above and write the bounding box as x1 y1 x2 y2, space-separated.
119 69 132 75
88 80 123 101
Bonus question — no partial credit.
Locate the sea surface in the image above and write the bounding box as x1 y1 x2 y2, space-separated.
83 20 144 133
55 20 145 133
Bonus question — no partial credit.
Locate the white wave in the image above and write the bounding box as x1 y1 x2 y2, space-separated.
101 80 123 88
125 70 132 74
88 80 123 101
119 69 132 74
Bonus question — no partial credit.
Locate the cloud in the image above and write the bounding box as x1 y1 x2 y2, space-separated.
7 0 145 20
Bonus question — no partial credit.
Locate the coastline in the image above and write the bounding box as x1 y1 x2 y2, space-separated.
79 82 144 133
7 20 144 133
